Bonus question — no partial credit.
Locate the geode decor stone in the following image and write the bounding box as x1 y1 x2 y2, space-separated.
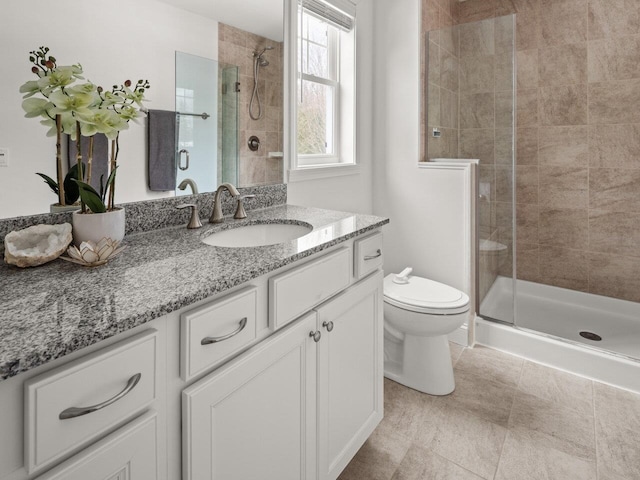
4 223 72 267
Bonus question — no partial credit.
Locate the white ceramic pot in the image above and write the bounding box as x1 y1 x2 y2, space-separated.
72 207 125 247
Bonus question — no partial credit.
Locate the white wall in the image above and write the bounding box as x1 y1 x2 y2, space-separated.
286 0 374 214
371 0 473 295
0 0 218 218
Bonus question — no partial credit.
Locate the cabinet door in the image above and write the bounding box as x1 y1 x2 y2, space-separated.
34 412 158 480
316 271 384 480
182 313 317 480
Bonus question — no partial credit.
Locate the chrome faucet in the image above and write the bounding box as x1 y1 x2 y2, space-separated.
178 178 199 194
209 183 240 223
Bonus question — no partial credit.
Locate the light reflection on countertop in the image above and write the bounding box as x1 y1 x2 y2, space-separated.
0 204 388 380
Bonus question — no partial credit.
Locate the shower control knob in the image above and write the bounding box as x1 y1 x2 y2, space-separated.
309 330 321 343
322 321 334 332
248 135 260 151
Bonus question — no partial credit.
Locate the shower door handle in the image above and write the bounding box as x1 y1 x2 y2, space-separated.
178 149 190 171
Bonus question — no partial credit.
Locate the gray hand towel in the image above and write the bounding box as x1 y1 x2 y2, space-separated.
67 133 109 192
147 109 177 191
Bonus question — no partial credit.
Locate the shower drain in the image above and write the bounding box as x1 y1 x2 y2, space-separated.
579 331 602 341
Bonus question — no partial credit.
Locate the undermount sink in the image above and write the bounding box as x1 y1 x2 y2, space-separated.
202 222 313 248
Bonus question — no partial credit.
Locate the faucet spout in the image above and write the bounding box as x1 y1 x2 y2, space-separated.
178 178 199 194
209 183 240 223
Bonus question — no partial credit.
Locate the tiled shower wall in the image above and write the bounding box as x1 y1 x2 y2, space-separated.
218 23 284 187
423 0 640 304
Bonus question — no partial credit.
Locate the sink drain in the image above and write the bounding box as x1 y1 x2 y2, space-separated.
579 331 602 341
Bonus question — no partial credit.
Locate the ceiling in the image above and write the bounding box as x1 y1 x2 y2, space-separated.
157 0 285 41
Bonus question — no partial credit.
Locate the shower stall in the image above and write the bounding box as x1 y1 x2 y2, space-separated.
425 12 640 386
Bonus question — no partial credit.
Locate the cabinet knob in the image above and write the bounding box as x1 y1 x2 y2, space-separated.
309 330 321 343
322 321 334 332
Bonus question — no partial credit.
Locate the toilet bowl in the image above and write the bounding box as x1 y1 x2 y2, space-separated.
383 270 470 395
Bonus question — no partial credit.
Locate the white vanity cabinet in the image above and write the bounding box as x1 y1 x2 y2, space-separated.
316 270 383 480
182 257 384 480
182 312 318 480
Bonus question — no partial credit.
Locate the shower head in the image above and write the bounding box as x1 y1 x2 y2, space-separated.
254 45 274 66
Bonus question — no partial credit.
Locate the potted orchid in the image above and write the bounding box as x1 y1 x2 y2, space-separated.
20 46 150 245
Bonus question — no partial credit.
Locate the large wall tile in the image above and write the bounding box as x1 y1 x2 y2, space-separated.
588 0 640 40
538 246 589 291
440 49 459 91
539 207 589 249
517 49 539 90
517 203 539 243
460 129 495 164
539 85 588 126
589 79 640 124
589 168 640 212
495 53 515 92
428 41 440 86
460 92 495 129
439 23 459 56
516 165 539 204
496 166 514 203
517 89 538 127
589 124 640 168
496 128 515 165
440 88 458 129
589 210 640 257
460 55 496 93
539 165 588 208
538 43 587 87
517 127 538 165
495 14 516 55
428 83 441 126
539 0 588 47
456 0 497 25
589 253 640 303
515 2 539 51
496 91 515 128
538 126 588 166
516 242 540 281
460 19 495 57
588 35 640 83
423 0 440 32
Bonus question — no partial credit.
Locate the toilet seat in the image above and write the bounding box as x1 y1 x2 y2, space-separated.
383 273 470 315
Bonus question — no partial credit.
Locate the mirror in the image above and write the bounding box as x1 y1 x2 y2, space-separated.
0 0 284 219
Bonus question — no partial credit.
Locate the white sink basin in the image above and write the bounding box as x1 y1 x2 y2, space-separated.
202 223 313 248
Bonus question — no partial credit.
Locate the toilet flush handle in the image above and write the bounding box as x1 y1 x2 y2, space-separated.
393 267 413 284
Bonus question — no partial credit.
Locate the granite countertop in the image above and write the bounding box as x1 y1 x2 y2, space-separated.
0 204 388 381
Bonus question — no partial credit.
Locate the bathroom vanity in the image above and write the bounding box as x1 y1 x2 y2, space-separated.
0 204 388 480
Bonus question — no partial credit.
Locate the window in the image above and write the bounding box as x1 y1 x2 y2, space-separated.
290 0 357 175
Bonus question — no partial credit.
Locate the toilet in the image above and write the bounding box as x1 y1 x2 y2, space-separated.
383 268 470 395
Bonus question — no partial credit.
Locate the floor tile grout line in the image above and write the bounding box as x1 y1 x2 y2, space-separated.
493 369 520 480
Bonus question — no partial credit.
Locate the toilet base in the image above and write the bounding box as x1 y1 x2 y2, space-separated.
384 334 455 395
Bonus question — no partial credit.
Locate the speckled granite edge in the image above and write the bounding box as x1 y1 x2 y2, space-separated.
0 183 286 246
0 204 389 381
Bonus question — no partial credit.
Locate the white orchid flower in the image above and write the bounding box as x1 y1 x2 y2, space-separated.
19 80 42 99
48 90 95 117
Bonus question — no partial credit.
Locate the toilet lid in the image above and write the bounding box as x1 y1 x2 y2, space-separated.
383 273 470 315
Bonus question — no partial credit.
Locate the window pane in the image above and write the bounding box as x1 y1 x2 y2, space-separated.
297 80 334 155
306 13 328 46
306 42 328 77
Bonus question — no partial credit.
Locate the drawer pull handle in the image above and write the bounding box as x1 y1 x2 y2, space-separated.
364 249 382 261
59 373 142 420
323 321 334 332
310 331 321 342
201 317 248 345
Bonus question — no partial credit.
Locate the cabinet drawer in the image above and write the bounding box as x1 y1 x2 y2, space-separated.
269 247 351 330
34 411 158 480
354 231 384 280
181 286 258 381
25 330 158 475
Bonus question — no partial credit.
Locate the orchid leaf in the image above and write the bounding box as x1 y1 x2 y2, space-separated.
72 179 107 213
36 173 59 195
102 165 118 203
63 163 84 204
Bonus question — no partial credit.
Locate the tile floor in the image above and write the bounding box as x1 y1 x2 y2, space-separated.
338 344 640 480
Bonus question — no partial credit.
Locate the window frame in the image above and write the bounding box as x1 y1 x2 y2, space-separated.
285 0 358 181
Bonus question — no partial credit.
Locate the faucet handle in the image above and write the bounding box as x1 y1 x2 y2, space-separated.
234 195 256 220
177 204 203 229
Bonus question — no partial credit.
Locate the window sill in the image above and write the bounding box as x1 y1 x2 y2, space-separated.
287 163 360 182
